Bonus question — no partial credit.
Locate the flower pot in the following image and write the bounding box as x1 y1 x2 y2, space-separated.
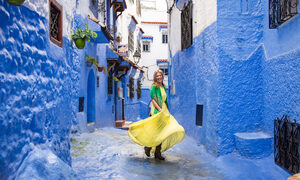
75 38 86 49
7 0 25 6
98 66 104 72
86 60 93 67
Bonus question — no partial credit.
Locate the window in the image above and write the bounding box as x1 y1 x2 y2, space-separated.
128 29 134 52
89 0 98 18
49 0 63 47
158 63 168 76
160 68 168 76
162 34 168 44
181 1 193 50
107 63 113 94
269 0 298 29
142 41 150 52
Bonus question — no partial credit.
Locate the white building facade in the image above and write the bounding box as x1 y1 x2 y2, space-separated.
138 0 169 89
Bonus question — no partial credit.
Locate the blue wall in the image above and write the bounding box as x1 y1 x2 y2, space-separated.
0 1 80 179
170 0 300 156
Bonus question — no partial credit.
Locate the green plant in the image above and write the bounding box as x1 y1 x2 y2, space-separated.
7 0 25 6
114 77 119 83
86 54 98 67
129 77 134 99
137 80 142 99
72 23 97 49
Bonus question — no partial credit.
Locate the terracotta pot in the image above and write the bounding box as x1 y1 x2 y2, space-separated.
7 0 25 6
75 38 86 49
98 66 104 72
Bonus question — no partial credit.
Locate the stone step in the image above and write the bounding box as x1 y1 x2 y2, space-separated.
234 132 272 159
121 121 133 130
115 120 125 128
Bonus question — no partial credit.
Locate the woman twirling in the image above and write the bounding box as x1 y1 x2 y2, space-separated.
128 70 185 160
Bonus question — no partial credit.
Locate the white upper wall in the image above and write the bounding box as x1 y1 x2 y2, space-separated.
169 0 217 56
140 0 167 22
139 0 168 88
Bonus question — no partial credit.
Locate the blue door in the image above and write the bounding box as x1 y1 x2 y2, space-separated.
87 70 95 124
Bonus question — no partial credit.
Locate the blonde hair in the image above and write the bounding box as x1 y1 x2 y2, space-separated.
153 69 164 88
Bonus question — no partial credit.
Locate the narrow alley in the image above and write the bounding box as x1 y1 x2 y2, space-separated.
1 0 300 179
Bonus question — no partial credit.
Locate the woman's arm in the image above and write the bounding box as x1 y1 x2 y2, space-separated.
152 99 162 112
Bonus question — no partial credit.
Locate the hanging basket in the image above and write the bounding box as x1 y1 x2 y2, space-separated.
74 38 86 49
7 0 25 6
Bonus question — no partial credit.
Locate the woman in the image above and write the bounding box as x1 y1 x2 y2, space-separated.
128 70 185 160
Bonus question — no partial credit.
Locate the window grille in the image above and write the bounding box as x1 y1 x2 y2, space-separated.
49 0 63 47
274 115 299 174
162 34 168 44
160 68 168 76
158 63 168 76
128 29 134 52
142 41 150 52
269 0 298 29
79 97 84 112
181 1 193 50
107 63 113 94
89 0 98 18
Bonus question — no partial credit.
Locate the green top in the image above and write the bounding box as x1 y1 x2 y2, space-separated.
150 85 168 114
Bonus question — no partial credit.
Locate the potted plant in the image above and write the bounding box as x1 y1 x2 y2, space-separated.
7 0 25 6
129 77 134 99
137 80 142 99
86 54 98 68
72 23 97 49
114 77 120 83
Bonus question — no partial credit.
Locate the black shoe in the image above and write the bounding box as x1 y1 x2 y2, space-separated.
154 144 165 160
144 147 151 157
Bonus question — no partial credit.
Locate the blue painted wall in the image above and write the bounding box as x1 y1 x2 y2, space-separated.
170 0 300 156
0 1 80 179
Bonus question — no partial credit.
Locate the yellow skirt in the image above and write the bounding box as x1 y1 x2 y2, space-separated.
128 105 185 153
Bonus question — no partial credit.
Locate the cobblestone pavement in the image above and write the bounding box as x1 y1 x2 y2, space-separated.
71 127 290 180
71 127 221 180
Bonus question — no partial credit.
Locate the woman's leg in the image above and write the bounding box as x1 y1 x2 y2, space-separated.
155 144 165 160
144 146 151 157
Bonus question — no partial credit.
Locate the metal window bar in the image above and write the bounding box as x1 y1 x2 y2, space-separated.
50 5 60 41
274 115 299 174
108 63 113 94
181 1 193 50
269 0 298 29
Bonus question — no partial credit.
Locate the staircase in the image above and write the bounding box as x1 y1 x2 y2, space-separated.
115 119 132 130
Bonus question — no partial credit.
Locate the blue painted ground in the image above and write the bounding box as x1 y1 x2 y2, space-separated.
71 128 291 180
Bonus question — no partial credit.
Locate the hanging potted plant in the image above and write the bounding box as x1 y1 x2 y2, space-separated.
129 77 134 99
137 80 142 99
7 0 25 6
72 23 97 49
114 77 120 83
86 54 98 68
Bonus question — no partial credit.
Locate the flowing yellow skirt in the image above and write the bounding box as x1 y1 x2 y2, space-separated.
128 104 185 153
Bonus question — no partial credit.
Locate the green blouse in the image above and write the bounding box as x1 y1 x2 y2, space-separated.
150 85 168 114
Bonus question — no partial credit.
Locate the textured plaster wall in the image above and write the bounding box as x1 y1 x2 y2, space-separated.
0 1 80 179
169 22 219 154
262 0 300 132
216 0 265 154
169 0 300 156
